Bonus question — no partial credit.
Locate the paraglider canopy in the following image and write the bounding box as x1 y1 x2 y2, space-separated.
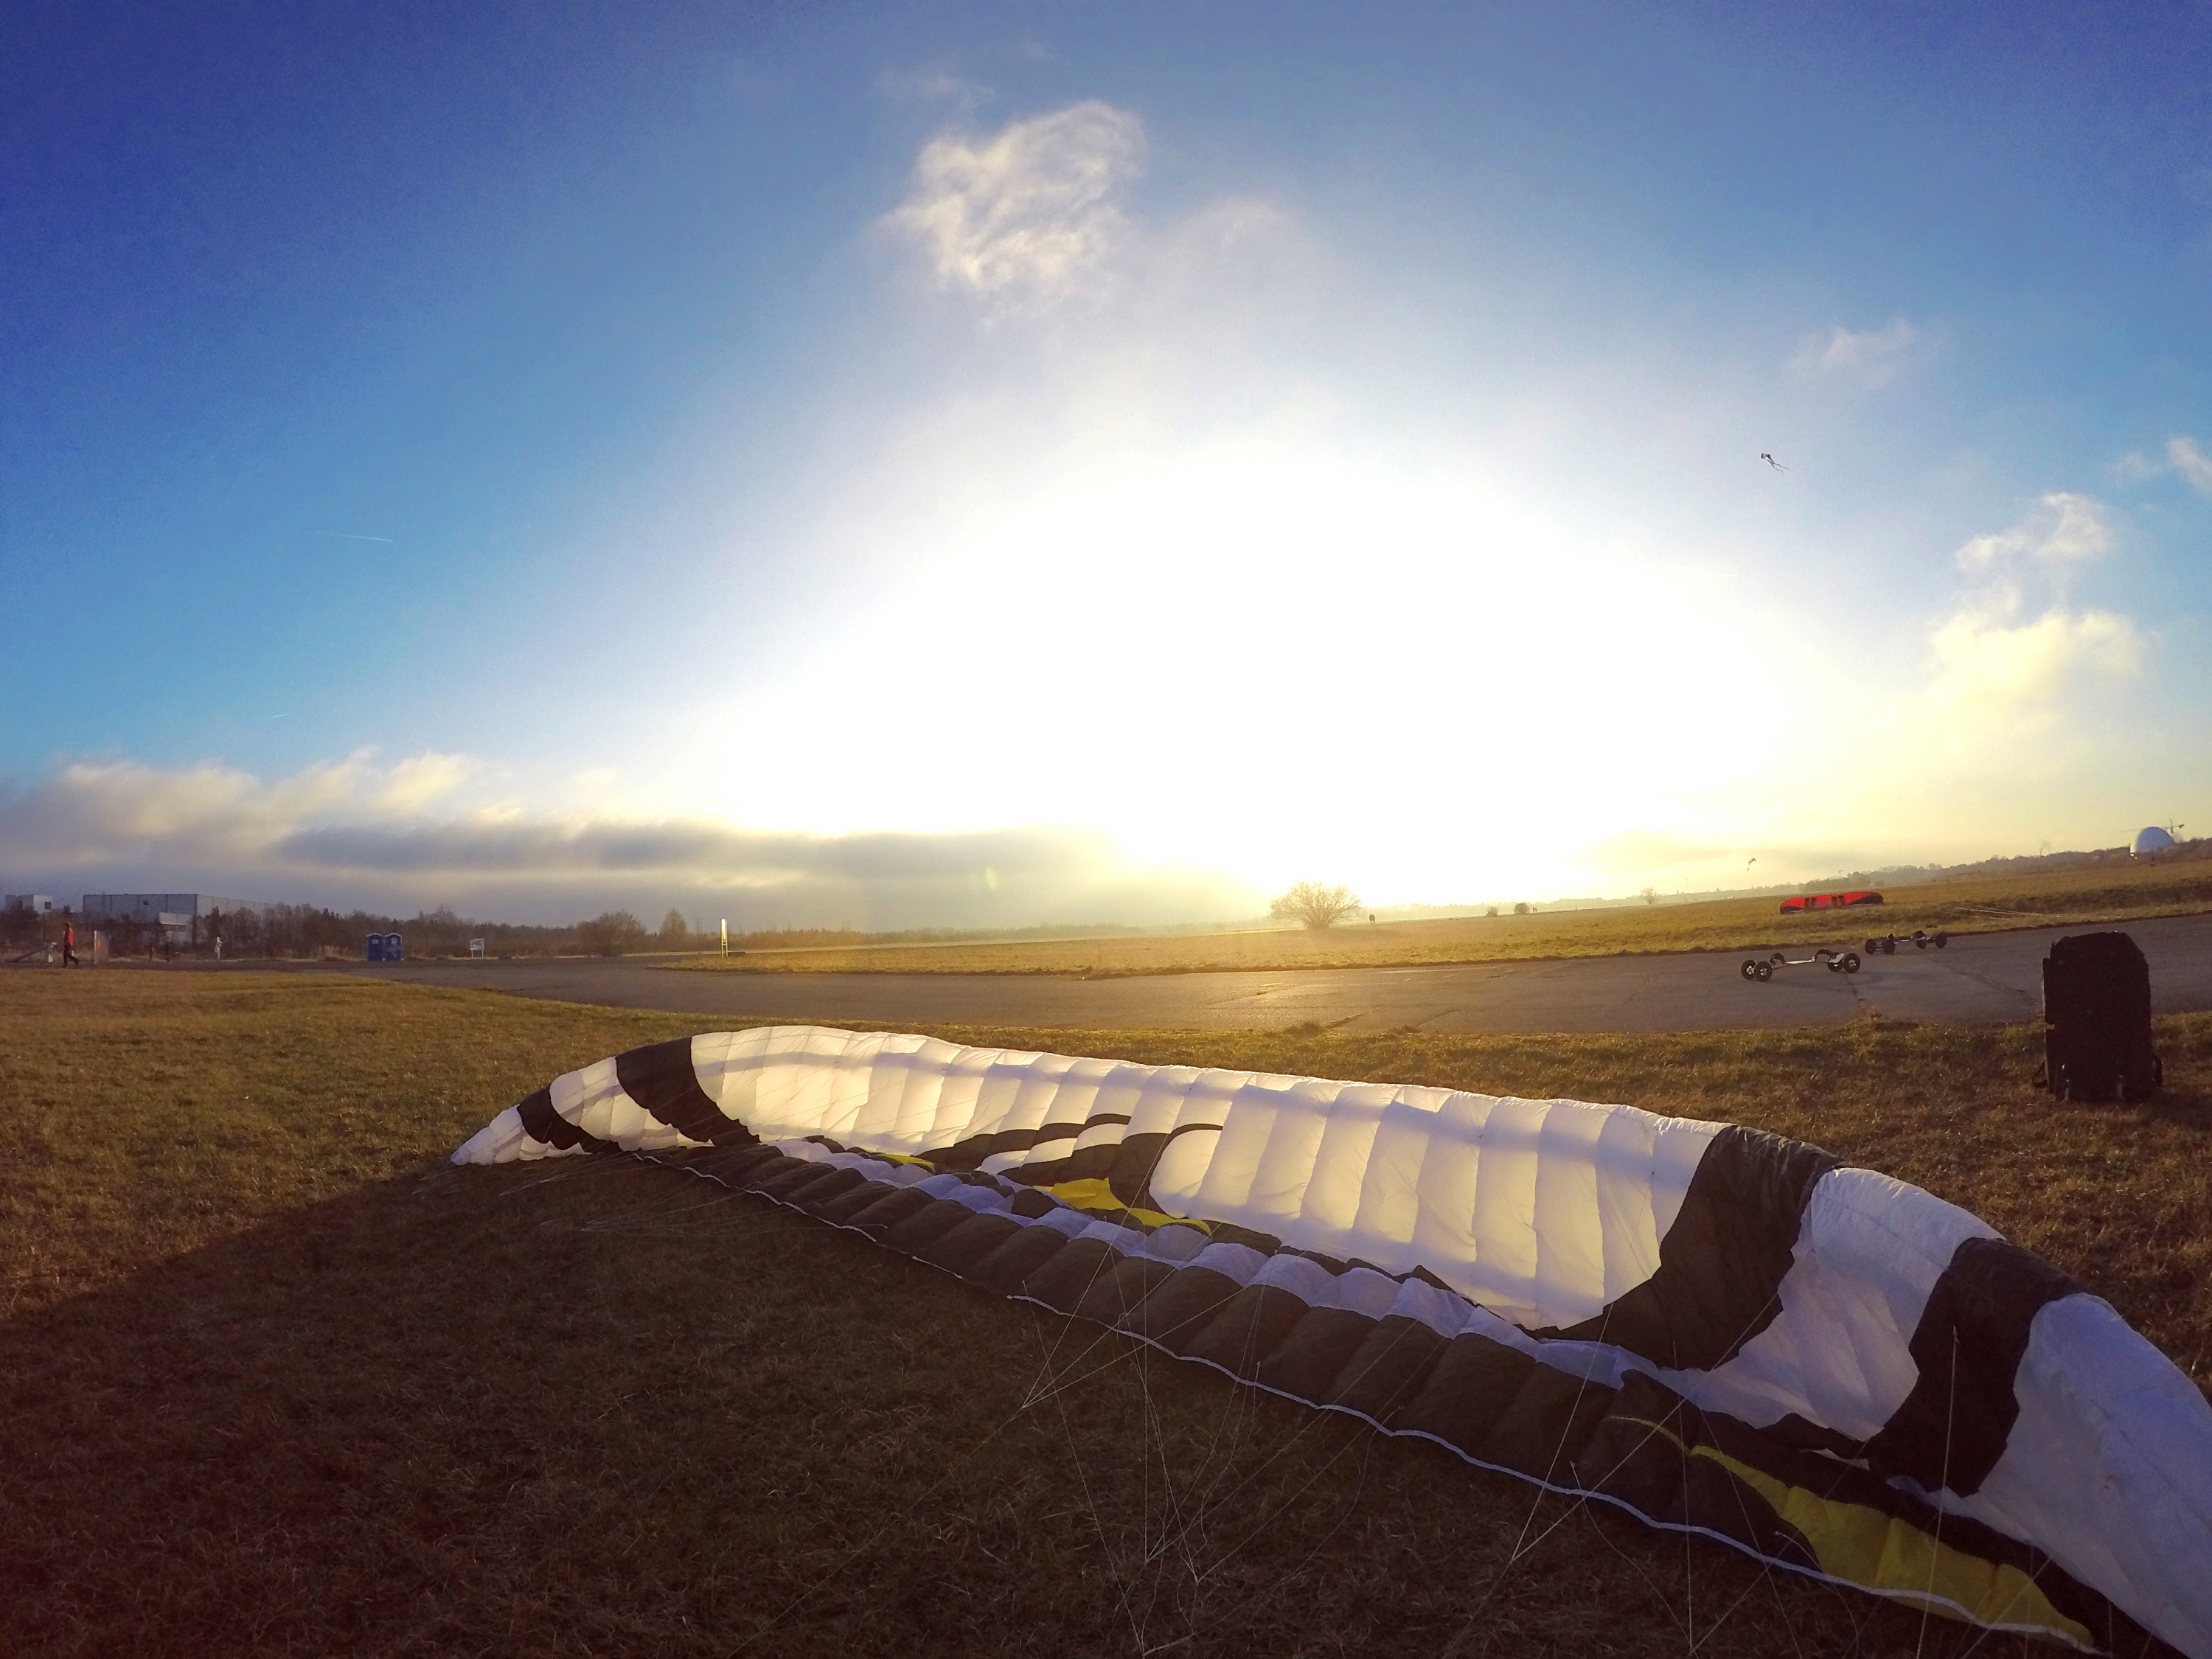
456 1025 2212 1656
2134 825 2177 855
1777 889 1882 913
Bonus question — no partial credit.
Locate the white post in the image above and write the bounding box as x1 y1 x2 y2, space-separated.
720 918 728 957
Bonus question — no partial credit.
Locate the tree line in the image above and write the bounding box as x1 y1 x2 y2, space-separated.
0 900 681 960
0 902 1163 959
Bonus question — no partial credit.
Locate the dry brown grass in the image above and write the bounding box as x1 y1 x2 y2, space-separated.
664 855 2212 978
2 970 2206 1657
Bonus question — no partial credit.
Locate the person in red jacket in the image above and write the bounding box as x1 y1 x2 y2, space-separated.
61 922 78 967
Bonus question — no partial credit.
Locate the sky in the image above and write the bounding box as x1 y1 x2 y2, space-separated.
4 1 2211 928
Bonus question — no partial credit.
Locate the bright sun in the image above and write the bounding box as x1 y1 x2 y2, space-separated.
678 439 1801 900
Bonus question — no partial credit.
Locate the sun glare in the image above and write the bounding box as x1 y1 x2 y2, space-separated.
683 439 1800 900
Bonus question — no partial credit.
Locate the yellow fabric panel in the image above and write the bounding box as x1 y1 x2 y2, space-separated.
865 1161 1206 1231
1611 1414 2087 1647
1688 1439 2091 1648
1040 1178 1206 1234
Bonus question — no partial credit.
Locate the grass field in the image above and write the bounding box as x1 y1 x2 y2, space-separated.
663 855 2212 978
3 971 2207 1657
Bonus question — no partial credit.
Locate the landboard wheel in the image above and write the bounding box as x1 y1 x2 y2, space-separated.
1826 959 1841 973
1755 960 1773 981
1865 938 1879 955
1934 931 1948 949
1885 937 1897 954
1740 959 1758 981
1843 952 1860 973
1915 936 1928 949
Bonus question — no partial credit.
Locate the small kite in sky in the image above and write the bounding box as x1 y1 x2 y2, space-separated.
1759 453 1787 470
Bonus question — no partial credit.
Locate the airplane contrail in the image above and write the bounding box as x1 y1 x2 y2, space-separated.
315 531 396 543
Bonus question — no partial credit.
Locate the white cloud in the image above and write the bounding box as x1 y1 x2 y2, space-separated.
375 751 476 813
1954 492 2112 574
1919 493 2143 728
874 63 989 113
4 753 434 862
0 753 1253 928
2167 435 2212 494
1927 590 2143 709
1787 318 1924 386
2105 437 2212 494
886 100 1144 299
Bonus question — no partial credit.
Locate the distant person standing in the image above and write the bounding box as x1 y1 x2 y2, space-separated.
62 922 78 967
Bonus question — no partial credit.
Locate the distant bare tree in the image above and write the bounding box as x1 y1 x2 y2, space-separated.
1641 887 1658 906
658 908 689 947
1270 881 1362 931
577 910 648 956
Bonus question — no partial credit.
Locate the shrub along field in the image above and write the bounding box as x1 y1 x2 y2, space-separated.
665 854 2212 977
3 972 2208 1657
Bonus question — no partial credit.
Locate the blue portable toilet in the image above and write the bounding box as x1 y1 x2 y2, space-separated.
384 932 404 962
365 934 386 962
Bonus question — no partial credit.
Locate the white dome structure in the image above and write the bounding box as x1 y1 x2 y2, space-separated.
2133 825 2177 855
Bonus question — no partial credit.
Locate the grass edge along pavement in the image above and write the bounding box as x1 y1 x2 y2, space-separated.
658 856 2212 978
3 970 2208 1658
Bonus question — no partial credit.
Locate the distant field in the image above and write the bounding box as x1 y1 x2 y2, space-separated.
666 854 2212 977
3 971 2208 1656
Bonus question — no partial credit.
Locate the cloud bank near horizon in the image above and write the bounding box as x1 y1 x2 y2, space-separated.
0 482 2163 922
0 755 1259 928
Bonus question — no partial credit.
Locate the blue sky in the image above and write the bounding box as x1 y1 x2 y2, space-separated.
4 3 2209 925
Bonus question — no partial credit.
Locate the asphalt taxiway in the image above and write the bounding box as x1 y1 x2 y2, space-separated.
321 911 2212 1034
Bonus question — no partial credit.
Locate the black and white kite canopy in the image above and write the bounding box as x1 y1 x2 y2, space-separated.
456 1026 2212 1656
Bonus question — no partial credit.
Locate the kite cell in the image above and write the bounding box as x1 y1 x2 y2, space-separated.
455 1026 2212 1656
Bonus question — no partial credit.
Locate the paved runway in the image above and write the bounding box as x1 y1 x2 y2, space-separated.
322 911 2212 1034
